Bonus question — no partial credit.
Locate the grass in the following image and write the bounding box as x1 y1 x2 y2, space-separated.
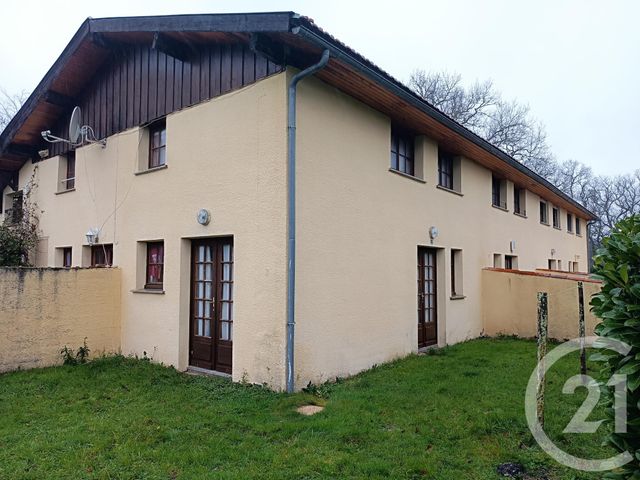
0 338 614 479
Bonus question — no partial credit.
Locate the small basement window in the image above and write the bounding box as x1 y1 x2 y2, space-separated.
493 253 503 268
91 244 113 267
62 247 72 267
548 259 557 270
390 127 414 176
505 255 518 270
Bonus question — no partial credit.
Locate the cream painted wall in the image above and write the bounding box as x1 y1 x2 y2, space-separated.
0 268 121 372
482 269 601 340
2 67 591 390
7 74 289 388
293 73 589 386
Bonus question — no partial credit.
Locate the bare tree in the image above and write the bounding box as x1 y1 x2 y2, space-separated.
409 68 640 254
409 69 553 168
0 88 29 133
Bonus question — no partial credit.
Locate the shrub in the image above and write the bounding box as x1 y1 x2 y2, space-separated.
60 339 90 366
590 214 640 479
0 168 40 267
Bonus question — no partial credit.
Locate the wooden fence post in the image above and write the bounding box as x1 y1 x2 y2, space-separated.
537 292 549 427
578 281 587 375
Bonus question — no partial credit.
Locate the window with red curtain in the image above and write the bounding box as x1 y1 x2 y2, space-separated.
146 242 164 289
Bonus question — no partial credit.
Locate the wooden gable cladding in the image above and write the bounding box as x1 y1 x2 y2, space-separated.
46 40 283 159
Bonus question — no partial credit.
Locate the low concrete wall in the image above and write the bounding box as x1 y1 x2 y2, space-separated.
482 268 601 340
0 268 121 372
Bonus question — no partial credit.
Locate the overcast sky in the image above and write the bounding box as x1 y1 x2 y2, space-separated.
0 0 638 174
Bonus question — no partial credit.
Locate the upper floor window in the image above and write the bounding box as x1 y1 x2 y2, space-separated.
514 187 526 216
567 213 573 233
145 242 165 289
576 218 582 236
552 207 560 229
149 119 167 169
65 151 75 190
492 175 506 209
438 150 454 189
91 244 113 267
539 201 549 224
390 128 414 176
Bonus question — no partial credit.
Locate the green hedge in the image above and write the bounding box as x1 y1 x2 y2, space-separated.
591 214 640 479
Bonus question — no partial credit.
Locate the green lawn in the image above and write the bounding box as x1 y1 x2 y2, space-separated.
0 338 614 479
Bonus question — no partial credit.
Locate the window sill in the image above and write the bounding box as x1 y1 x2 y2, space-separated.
131 288 165 295
576 233 583 238
540 221 550 226
491 204 509 212
450 295 466 301
513 211 527 219
135 164 168 176
567 231 574 235
55 188 76 195
553 226 561 230
436 185 463 197
388 168 425 183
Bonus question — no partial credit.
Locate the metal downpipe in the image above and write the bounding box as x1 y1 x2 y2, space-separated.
286 50 330 393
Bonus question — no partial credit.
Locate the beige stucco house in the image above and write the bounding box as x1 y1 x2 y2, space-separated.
0 13 595 391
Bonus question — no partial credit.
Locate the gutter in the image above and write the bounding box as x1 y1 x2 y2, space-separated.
285 49 330 393
293 23 596 221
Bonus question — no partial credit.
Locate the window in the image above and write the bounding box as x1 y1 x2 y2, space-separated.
149 119 167 169
65 151 75 190
552 207 560 229
505 255 518 270
567 213 573 233
492 176 506 209
493 253 502 268
62 247 72 268
573 261 580 272
390 128 414 176
57 152 76 192
539 201 549 224
514 187 526 216
548 259 557 270
575 218 582 236
438 150 454 190
450 249 463 297
4 191 23 225
145 242 164 289
91 244 113 267
558 260 563 271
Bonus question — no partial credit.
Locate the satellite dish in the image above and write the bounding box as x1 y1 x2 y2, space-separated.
41 104 106 148
69 106 82 144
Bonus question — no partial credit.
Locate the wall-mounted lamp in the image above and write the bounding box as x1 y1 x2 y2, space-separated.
510 240 516 253
85 228 99 245
429 226 439 244
550 248 556 257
